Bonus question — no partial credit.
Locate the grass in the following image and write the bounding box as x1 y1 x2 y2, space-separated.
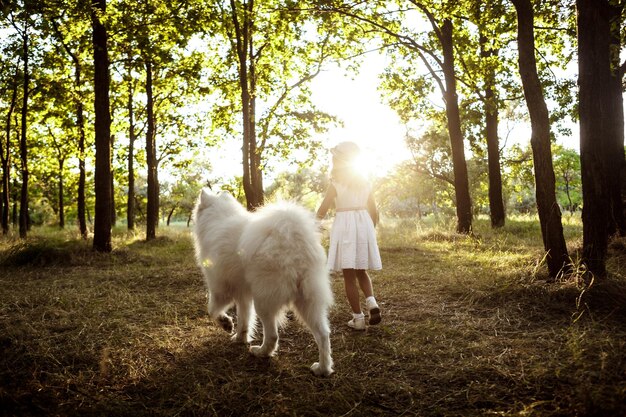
1 216 625 416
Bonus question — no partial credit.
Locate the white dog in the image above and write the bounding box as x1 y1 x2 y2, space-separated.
192 189 334 376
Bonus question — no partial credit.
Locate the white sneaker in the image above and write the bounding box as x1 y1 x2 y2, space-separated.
347 316 366 330
366 298 381 325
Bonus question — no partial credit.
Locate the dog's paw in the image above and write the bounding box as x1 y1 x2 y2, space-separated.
310 362 334 377
249 345 272 357
217 315 233 333
249 345 266 357
232 332 251 344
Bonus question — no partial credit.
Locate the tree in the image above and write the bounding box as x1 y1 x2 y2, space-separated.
503 143 536 213
208 1 349 209
0 63 18 234
44 124 73 228
113 0 205 239
341 1 473 233
552 145 581 215
577 0 623 277
47 10 91 238
464 0 513 228
8 4 34 238
606 3 625 236
404 123 458 217
512 0 568 278
124 53 137 231
91 0 112 252
144 59 157 240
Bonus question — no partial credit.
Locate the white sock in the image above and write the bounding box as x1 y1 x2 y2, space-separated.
353 312 364 319
366 296 377 308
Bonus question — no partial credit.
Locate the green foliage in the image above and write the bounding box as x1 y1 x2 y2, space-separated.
203 1 360 174
265 167 328 210
553 144 581 213
0 0 583 238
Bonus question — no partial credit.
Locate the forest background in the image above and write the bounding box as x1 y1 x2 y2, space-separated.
0 0 586 250
2 1 626 415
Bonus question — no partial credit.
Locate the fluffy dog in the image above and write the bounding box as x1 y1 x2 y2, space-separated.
192 189 334 376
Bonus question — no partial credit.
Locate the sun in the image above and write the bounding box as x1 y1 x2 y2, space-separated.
348 149 388 180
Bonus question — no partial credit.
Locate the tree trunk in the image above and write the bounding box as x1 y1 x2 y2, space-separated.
485 97 505 228
18 26 29 239
166 204 177 226
480 34 505 228
441 19 472 234
110 135 116 227
1 67 17 235
58 158 65 228
607 4 625 236
248 45 263 208
231 0 263 210
91 0 112 252
76 65 87 239
127 66 135 231
513 0 569 278
577 0 615 277
11 179 18 226
145 60 159 241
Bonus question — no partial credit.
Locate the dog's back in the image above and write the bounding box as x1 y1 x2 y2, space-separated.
238 202 333 309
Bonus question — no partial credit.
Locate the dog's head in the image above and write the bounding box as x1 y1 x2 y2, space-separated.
193 188 244 224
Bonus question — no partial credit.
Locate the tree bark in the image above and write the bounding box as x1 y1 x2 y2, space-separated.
18 24 29 239
127 64 135 231
513 0 569 278
607 3 625 236
166 204 177 226
58 158 65 228
76 65 87 239
231 0 263 210
145 60 159 240
577 0 615 277
11 178 17 226
441 19 472 234
1 66 17 235
480 34 505 228
91 0 112 252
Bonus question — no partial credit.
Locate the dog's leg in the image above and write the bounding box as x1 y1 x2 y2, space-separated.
207 293 234 334
233 298 254 343
309 320 333 377
249 307 279 357
295 300 334 377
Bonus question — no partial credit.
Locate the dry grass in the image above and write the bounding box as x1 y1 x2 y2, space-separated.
1 218 625 416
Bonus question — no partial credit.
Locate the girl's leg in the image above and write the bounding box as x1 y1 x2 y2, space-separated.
355 269 374 298
342 269 362 314
356 269 381 325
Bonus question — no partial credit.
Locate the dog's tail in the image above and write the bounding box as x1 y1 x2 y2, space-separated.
238 202 333 308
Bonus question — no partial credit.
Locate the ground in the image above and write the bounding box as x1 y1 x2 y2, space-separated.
0 217 625 416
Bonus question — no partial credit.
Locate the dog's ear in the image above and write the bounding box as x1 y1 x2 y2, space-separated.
200 188 214 207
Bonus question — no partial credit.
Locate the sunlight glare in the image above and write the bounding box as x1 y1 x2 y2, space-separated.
349 149 383 180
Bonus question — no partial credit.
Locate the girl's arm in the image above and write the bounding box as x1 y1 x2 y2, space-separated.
367 192 379 227
316 184 336 220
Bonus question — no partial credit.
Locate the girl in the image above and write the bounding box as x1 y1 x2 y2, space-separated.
316 141 382 330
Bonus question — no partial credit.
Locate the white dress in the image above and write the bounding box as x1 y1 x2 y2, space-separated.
327 181 382 271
